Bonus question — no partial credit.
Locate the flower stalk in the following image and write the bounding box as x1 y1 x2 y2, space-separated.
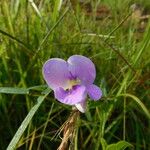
57 108 80 150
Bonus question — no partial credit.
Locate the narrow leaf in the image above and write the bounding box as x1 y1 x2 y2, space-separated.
0 87 29 94
0 85 47 95
6 88 51 150
101 138 107 150
118 93 150 119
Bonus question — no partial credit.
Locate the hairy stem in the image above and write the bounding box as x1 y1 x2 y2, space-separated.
57 108 80 150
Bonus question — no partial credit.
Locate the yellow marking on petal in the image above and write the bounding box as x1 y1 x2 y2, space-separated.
65 79 81 90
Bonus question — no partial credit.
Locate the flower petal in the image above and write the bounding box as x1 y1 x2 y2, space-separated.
42 58 71 90
86 84 102 100
68 55 96 85
54 85 87 105
75 101 86 113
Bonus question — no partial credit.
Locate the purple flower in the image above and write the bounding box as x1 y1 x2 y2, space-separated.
42 55 102 113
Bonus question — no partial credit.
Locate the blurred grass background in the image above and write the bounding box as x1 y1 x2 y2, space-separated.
0 0 150 149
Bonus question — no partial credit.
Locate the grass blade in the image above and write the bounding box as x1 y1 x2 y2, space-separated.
118 93 150 119
6 88 51 150
0 87 29 94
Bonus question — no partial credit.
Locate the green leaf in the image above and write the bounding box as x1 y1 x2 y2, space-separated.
118 93 150 119
106 141 132 150
0 87 29 94
101 138 107 150
28 85 47 91
6 88 51 150
0 85 47 95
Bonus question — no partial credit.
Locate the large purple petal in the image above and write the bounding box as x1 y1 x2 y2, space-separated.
68 55 96 85
42 58 71 90
54 85 87 105
86 84 102 100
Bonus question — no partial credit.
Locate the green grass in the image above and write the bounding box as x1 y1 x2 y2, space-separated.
0 0 150 149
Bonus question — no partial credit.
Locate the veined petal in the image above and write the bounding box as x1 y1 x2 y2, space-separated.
68 55 96 85
75 101 86 113
42 58 70 90
54 85 87 105
87 84 102 100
